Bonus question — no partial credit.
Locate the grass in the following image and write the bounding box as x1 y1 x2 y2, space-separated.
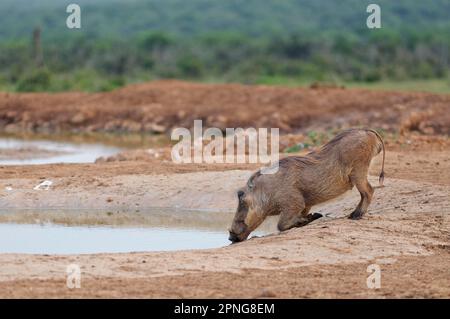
345 79 450 94
284 130 339 153
1 73 449 94
256 76 450 94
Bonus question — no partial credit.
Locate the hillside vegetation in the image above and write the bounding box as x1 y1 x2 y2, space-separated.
0 0 449 92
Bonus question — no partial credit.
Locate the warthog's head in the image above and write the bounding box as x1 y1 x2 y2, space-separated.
228 181 266 243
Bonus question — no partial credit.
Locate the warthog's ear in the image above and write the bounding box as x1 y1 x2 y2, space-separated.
247 170 261 189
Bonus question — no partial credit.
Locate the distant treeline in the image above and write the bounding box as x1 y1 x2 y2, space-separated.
0 29 448 92
0 0 449 91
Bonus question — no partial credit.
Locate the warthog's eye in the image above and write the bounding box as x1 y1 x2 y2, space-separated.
231 221 247 234
237 190 245 199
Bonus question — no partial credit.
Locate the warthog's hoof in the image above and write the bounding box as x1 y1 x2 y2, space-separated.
310 213 323 221
349 210 364 220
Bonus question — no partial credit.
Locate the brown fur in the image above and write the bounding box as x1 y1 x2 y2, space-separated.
229 128 385 243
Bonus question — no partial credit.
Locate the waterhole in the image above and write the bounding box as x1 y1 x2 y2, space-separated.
0 209 278 254
0 136 121 165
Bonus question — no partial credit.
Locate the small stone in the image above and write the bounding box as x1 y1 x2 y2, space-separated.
259 289 276 298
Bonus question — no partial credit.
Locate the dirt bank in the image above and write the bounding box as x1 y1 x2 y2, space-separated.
3 252 448 298
1 80 449 135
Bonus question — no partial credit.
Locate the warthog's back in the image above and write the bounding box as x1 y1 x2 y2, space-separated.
279 129 382 205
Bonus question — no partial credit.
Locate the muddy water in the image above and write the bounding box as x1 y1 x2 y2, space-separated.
0 209 278 254
0 135 279 253
0 137 121 165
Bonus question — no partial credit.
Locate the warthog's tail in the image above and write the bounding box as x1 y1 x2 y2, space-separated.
367 129 385 187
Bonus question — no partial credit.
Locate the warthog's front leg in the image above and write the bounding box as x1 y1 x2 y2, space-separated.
277 194 322 231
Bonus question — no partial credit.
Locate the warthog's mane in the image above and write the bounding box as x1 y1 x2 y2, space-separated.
249 128 370 186
281 129 357 167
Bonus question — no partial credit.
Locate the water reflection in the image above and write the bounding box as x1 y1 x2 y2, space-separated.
0 137 120 164
0 209 278 254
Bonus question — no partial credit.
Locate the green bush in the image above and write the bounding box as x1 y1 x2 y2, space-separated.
176 55 204 78
16 68 52 92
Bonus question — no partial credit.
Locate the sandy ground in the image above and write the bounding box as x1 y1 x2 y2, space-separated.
0 82 449 298
0 145 449 298
0 148 449 210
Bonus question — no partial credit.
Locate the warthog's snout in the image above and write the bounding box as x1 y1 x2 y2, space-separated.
228 216 249 243
228 231 241 243
228 225 249 243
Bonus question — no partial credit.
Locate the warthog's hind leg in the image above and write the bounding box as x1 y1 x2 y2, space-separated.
349 177 374 220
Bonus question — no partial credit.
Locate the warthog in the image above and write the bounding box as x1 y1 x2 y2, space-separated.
228 128 385 243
